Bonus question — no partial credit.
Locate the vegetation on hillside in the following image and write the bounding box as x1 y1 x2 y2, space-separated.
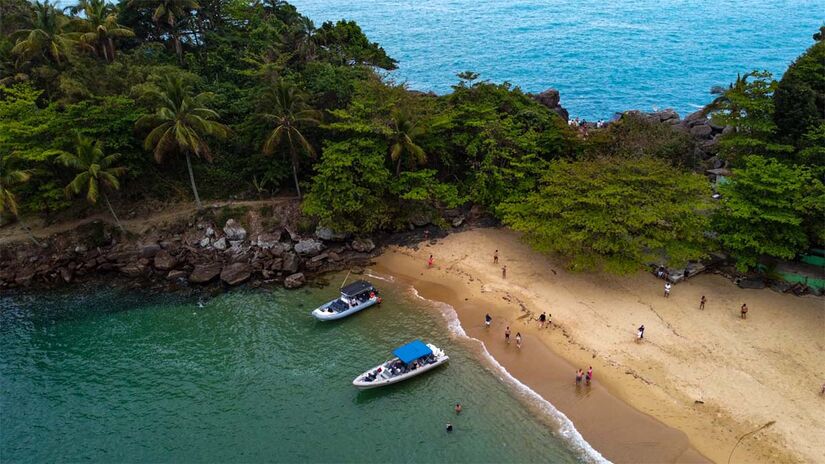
0 0 822 273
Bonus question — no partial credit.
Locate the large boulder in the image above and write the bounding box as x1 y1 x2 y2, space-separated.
284 272 306 289
315 226 350 241
294 239 324 255
351 238 375 253
653 108 679 122
220 262 252 286
282 252 300 273
153 250 176 271
223 219 247 241
534 88 560 108
189 263 222 284
119 263 146 277
139 243 162 258
212 237 228 251
690 124 713 138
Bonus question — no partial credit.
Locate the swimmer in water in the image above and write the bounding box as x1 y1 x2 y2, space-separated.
446 423 453 432
455 403 462 414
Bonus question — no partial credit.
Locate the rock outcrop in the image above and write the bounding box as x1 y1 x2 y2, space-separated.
284 272 305 289
532 88 570 121
220 262 252 286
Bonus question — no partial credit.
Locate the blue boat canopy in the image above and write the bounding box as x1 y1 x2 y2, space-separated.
393 340 432 364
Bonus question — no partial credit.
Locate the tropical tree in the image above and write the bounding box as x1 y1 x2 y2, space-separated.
387 107 426 175
71 0 134 63
135 74 230 209
11 1 75 66
0 152 42 246
127 0 198 63
55 134 127 233
259 80 321 198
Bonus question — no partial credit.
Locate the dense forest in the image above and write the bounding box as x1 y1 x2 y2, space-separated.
0 0 823 273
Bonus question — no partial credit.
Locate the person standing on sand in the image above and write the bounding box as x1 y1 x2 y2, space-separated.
505 326 511 343
428 254 434 269
502 265 507 279
485 313 492 328
575 369 583 385
637 324 645 342
740 303 748 319
664 282 671 298
515 332 522 348
586 366 593 385
699 295 706 310
538 312 547 328
493 250 499 264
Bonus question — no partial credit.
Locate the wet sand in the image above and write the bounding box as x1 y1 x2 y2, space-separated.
372 228 825 463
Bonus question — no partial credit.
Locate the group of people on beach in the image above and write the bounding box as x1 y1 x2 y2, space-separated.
662 278 751 320
575 366 594 386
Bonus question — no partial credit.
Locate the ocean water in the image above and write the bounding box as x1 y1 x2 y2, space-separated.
0 276 589 463
290 0 825 119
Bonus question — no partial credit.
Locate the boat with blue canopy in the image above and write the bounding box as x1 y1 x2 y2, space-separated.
311 280 381 321
352 340 449 389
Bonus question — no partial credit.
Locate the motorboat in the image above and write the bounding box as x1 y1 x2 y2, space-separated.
311 280 381 321
352 340 449 389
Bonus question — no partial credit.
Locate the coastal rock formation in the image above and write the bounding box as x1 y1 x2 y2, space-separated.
153 251 176 271
220 262 252 286
315 226 350 241
351 238 375 253
294 239 324 255
223 219 247 241
189 263 223 284
532 88 570 121
284 272 305 289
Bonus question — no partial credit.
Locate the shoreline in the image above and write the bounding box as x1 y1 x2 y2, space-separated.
371 228 824 464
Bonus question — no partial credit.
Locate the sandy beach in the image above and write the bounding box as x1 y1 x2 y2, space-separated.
372 228 824 464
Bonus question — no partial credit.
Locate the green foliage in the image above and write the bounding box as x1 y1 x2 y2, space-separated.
585 112 699 168
499 157 712 274
774 41 825 147
713 155 824 271
302 138 393 233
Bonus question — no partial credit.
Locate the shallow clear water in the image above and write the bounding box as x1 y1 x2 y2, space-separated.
0 278 583 463
290 0 825 119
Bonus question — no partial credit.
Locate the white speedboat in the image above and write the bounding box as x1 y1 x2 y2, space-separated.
311 280 381 321
353 340 449 389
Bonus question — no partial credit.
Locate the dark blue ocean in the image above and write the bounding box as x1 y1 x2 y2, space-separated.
290 0 825 119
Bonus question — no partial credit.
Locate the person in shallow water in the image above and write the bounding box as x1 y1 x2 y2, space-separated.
455 403 462 414
446 423 453 432
505 326 511 343
575 369 583 385
485 313 492 327
515 332 522 348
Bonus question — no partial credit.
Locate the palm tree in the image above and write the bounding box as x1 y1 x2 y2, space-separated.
128 0 199 63
387 108 426 175
259 80 321 199
136 75 230 209
72 0 134 63
0 153 42 246
56 135 127 233
11 1 76 66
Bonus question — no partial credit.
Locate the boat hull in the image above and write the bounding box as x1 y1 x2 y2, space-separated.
311 297 379 321
352 356 449 389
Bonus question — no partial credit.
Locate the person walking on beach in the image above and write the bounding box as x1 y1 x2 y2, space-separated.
505 326 511 344
664 281 671 298
428 254 434 269
493 250 499 264
485 313 492 328
740 303 748 319
575 369 583 385
538 312 547 328
455 403 462 414
586 366 593 385
515 332 522 349
699 295 706 310
636 324 645 342
502 265 507 279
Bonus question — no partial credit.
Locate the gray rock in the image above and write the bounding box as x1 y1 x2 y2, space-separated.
284 272 306 289
167 270 188 281
690 124 713 138
282 252 300 273
220 262 252 286
654 108 679 122
294 239 324 255
189 263 222 284
119 263 146 277
59 267 73 283
199 237 211 248
212 237 228 251
309 253 329 264
205 227 215 237
452 215 465 227
283 226 300 242
153 250 176 271
315 226 350 241
409 212 431 227
351 238 375 253
139 243 162 258
223 219 247 241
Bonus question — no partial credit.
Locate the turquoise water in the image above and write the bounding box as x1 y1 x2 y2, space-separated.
0 277 585 463
290 0 825 119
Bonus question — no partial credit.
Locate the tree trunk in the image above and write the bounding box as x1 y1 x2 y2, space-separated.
395 154 403 176
174 33 183 64
291 158 302 199
17 216 43 248
185 152 203 209
102 190 126 234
